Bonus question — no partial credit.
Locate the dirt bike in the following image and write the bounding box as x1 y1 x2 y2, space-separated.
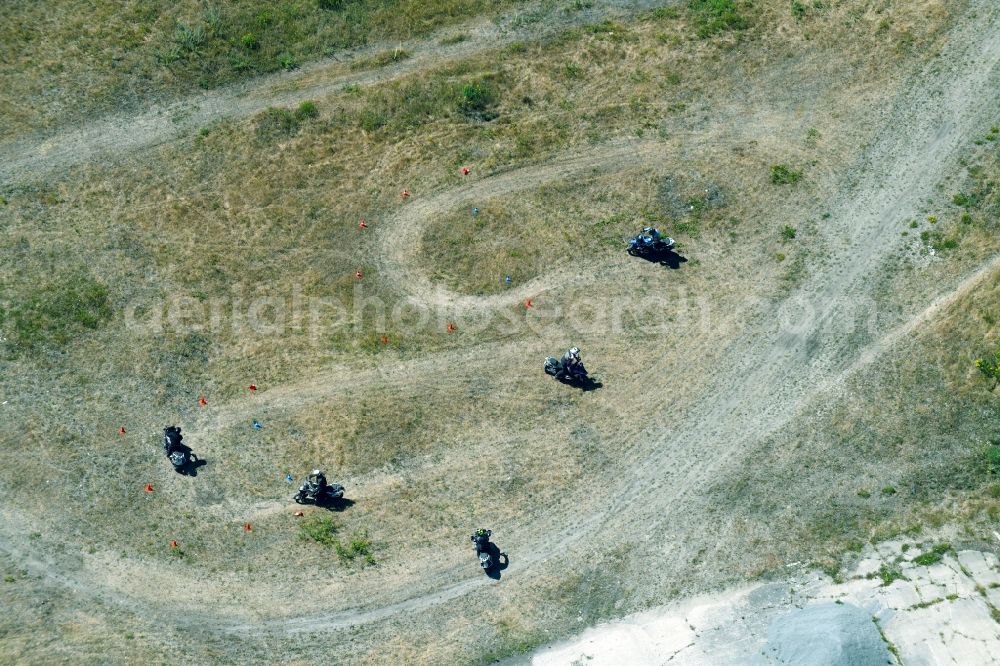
294 481 345 505
544 357 589 383
626 232 675 256
163 426 198 472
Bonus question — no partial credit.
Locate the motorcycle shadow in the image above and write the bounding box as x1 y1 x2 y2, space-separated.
485 545 510 580
311 497 356 513
177 458 207 476
559 376 603 392
636 248 688 269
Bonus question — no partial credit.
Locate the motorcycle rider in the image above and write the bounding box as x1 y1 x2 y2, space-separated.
163 426 183 453
641 226 662 246
561 347 582 376
471 528 492 550
308 469 328 494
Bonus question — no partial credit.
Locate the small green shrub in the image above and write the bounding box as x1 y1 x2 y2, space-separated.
688 0 747 38
241 33 259 50
857 489 871 498
771 164 802 184
359 109 388 131
295 101 319 120
278 53 297 70
882 486 897 496
458 81 497 119
299 514 338 545
317 0 345 9
780 225 797 240
975 348 1000 389
877 563 904 586
912 543 951 566
335 533 375 564
983 440 1000 475
791 0 806 19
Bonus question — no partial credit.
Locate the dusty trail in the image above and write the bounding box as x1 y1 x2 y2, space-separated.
229 0 1000 634
0 0 668 187
0 0 996 656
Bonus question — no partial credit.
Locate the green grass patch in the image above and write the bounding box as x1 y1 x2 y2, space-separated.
771 164 803 185
912 543 951 566
687 0 748 38
255 101 319 140
4 276 113 354
334 533 375 564
982 440 1000 475
299 514 338 545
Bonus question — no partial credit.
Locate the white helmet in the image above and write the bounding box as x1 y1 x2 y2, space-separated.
312 469 322 476
569 347 580 355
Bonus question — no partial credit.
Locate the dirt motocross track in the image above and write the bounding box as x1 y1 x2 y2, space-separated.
1 0 998 663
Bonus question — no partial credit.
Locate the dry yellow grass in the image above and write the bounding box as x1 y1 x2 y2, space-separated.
4 0 995 663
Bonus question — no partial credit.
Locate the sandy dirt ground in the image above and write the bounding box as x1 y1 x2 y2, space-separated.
0 0 997 663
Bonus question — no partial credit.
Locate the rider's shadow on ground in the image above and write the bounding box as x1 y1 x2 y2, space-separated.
637 248 688 269
316 497 356 512
486 544 509 580
561 377 603 392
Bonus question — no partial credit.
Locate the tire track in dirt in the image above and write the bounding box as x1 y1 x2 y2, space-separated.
0 0 669 187
225 0 1000 634
0 0 995 649
223 251 1000 636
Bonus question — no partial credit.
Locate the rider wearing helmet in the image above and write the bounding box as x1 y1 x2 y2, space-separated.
308 469 328 492
562 347 582 376
471 528 492 549
641 226 662 247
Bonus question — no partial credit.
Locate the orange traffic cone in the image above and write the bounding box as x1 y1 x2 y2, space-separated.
170 540 178 548
248 384 257 392
525 298 533 308
244 522 252 532
294 511 304 517
145 483 154 493
461 167 470 176
401 189 410 199
355 270 363 280
446 323 455 333
381 334 389 345
198 396 207 406
118 426 126 436
358 219 368 229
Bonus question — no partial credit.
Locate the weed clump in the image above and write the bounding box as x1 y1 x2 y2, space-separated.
912 543 951 566
299 514 338 545
771 164 803 185
688 0 748 38
982 439 1000 475
299 515 375 564
256 101 319 140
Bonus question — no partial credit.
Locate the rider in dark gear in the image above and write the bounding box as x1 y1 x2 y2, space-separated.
471 528 492 549
308 469 328 492
561 347 582 377
163 426 183 453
